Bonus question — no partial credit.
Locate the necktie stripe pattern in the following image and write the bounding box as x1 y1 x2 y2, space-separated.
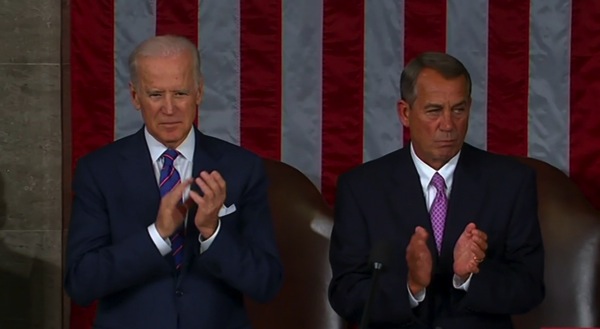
158 149 184 269
430 173 447 253
159 151 180 192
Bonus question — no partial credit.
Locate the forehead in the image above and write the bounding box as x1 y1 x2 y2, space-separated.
415 68 468 100
136 53 195 87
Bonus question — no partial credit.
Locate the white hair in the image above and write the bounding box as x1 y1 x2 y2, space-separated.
128 35 202 87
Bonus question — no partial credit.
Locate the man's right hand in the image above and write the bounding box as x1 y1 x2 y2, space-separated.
406 226 432 295
155 178 194 238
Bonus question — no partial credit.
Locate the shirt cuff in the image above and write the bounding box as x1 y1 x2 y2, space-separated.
198 219 221 254
407 283 426 308
148 223 172 256
453 273 473 291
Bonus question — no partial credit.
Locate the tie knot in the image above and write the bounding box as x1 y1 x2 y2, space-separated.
431 172 446 192
162 149 179 166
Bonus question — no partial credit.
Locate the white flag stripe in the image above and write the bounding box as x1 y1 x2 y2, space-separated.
281 0 324 187
198 0 241 145
363 0 405 163
528 0 572 172
447 0 489 150
114 0 156 140
107 0 582 183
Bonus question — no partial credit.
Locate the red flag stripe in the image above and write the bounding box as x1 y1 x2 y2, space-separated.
240 0 283 160
486 0 530 156
71 1 115 170
156 0 199 42
70 2 114 326
321 0 366 205
402 0 448 145
569 1 600 208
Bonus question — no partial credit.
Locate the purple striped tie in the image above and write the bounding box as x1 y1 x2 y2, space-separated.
159 149 184 270
430 172 447 254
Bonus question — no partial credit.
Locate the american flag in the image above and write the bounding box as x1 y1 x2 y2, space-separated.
69 0 600 326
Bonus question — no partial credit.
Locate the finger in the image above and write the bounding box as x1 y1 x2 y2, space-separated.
469 251 485 267
199 171 222 195
190 192 217 213
414 226 429 240
471 248 486 261
464 222 476 234
408 228 429 255
195 176 215 200
458 223 475 241
188 190 204 206
200 171 226 197
175 200 188 216
471 235 488 251
467 259 480 272
164 178 194 203
209 170 227 191
473 229 488 242
407 232 420 250
183 196 195 209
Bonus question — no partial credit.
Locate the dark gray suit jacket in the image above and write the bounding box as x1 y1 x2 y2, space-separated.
329 143 544 329
65 128 283 329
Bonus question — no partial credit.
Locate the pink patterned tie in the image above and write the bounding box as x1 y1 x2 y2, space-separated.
430 172 447 253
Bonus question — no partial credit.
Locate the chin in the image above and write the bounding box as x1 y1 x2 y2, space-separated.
157 133 184 145
434 148 458 159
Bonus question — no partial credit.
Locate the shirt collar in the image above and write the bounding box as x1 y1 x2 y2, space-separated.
410 143 461 189
145 126 195 163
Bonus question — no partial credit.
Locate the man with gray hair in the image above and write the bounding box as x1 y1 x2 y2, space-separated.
329 52 544 329
65 35 283 329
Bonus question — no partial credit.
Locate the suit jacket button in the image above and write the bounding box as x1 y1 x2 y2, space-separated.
175 290 183 296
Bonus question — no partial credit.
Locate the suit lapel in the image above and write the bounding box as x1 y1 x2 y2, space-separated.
117 129 161 224
190 129 221 184
389 148 439 261
439 145 486 265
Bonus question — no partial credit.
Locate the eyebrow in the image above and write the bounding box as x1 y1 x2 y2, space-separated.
424 103 443 110
451 101 468 108
145 89 191 94
423 100 468 109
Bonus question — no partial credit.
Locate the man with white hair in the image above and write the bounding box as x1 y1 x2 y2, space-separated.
65 35 283 329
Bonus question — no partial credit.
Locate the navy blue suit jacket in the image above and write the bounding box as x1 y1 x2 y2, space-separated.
329 144 544 329
65 128 283 329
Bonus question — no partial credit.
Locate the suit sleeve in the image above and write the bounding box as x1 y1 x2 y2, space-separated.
190 156 283 302
65 157 172 306
328 175 417 326
460 167 545 314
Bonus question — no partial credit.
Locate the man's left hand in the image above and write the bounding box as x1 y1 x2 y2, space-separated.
189 170 227 239
453 222 488 279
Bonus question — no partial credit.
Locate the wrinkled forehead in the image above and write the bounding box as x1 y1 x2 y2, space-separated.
414 71 469 101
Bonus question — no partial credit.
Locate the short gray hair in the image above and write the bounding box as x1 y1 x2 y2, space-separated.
400 52 471 106
128 35 202 87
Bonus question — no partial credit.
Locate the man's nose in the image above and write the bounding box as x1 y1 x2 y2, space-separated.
162 95 175 114
439 110 454 131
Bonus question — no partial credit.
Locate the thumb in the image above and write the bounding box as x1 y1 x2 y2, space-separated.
464 222 477 234
415 226 429 238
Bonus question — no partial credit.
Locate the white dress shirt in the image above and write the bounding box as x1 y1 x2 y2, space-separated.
145 127 221 256
407 143 472 307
